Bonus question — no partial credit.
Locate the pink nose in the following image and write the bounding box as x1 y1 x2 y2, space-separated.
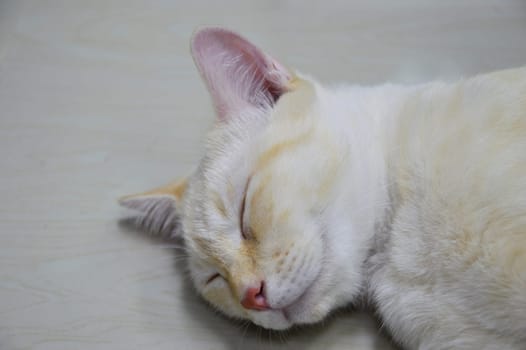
241 281 269 311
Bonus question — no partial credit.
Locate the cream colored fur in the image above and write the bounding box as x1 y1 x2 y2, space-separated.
120 28 526 349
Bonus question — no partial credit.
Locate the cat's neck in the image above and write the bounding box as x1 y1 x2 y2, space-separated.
324 83 411 234
318 83 414 301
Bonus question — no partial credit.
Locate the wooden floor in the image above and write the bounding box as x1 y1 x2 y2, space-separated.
1 1 525 349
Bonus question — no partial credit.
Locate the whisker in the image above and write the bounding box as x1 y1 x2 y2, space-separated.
237 320 251 349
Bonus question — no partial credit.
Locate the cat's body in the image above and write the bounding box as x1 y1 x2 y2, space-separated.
120 28 526 349
364 70 526 348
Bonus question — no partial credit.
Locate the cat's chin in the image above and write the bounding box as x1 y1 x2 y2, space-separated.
247 300 303 330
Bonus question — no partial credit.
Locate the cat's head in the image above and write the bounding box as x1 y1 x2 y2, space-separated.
120 28 365 330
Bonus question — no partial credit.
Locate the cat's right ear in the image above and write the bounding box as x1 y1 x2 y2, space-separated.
191 27 292 121
118 179 187 238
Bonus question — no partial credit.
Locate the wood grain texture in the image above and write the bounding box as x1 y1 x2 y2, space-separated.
1 1 525 349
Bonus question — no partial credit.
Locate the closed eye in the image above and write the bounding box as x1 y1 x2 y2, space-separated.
206 273 222 285
239 191 248 239
239 177 251 239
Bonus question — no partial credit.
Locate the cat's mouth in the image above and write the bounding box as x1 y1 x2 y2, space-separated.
248 224 328 330
249 277 318 330
262 269 321 329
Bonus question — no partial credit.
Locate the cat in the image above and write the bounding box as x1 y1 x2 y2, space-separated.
119 28 526 349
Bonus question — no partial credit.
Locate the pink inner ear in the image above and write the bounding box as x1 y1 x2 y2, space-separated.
191 28 291 121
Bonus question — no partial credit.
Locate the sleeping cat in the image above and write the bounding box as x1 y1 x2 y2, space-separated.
119 28 526 349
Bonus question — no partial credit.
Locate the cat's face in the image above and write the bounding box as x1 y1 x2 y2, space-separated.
120 28 358 330
182 77 349 329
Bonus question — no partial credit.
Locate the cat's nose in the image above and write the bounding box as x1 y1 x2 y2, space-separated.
240 281 269 311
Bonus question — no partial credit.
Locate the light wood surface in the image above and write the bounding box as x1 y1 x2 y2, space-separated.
1 1 525 349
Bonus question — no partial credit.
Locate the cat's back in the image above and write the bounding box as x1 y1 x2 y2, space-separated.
376 66 526 347
392 66 526 237
394 66 526 231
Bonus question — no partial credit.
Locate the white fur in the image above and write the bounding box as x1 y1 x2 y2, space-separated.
121 29 526 349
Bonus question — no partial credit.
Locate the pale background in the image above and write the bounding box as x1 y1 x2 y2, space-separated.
1 1 526 349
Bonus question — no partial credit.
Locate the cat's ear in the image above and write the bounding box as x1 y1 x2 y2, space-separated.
191 27 292 121
118 179 187 238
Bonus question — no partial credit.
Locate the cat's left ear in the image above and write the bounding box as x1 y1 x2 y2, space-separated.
191 27 293 121
118 179 187 238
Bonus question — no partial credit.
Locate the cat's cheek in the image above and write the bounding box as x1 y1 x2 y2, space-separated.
264 222 325 307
